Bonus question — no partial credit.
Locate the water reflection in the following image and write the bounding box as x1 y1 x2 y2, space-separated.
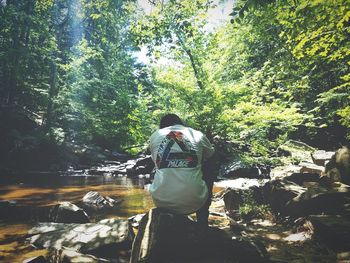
0 175 154 217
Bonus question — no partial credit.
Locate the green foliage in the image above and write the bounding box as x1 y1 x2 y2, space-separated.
0 0 147 151
239 190 271 221
131 0 211 91
0 0 55 111
132 0 310 161
131 0 348 162
1 0 349 166
277 0 350 139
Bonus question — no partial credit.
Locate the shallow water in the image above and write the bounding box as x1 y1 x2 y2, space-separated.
0 175 153 215
0 174 154 262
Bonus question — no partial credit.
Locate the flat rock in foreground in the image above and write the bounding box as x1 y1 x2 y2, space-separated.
130 208 268 263
28 218 134 258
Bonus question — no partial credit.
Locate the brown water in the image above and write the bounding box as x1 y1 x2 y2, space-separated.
0 175 154 262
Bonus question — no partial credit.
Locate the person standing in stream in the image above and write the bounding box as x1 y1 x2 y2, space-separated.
149 113 215 226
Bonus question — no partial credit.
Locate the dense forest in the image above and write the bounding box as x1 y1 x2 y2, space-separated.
1 0 349 171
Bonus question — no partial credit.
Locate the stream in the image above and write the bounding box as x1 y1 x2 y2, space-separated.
0 164 339 262
0 173 154 262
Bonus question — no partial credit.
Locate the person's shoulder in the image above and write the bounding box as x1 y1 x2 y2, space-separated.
150 127 170 139
186 126 204 138
189 126 203 133
150 129 161 140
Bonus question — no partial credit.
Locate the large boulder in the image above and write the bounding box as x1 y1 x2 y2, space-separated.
28 218 134 259
261 180 307 214
130 208 268 263
222 180 308 218
308 215 350 251
325 146 350 185
283 172 331 188
223 178 350 219
48 202 89 223
285 185 350 217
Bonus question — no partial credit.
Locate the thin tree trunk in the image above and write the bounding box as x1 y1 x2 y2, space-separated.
7 22 20 105
183 47 204 90
7 0 34 106
176 32 204 90
44 0 68 136
45 61 57 133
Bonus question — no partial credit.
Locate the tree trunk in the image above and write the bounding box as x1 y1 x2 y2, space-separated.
45 61 57 133
44 0 69 138
184 48 204 90
6 1 20 105
6 0 35 106
176 32 205 90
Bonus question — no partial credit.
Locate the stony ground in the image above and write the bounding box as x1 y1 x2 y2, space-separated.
207 155 350 263
208 214 341 263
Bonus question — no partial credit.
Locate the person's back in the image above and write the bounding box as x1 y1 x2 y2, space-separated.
149 114 214 215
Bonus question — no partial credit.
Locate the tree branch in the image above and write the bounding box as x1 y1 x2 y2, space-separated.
175 32 204 90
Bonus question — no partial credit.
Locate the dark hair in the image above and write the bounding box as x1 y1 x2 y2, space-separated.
159 114 184 128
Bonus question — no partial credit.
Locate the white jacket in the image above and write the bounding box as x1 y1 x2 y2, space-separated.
149 124 215 214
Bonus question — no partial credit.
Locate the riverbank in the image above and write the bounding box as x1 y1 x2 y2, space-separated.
0 175 152 262
1 143 349 262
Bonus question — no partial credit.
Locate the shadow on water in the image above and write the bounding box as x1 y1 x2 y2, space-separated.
0 173 154 260
0 174 154 216
0 172 156 261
